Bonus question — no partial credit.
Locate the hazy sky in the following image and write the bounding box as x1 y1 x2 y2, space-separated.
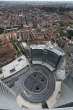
0 0 73 2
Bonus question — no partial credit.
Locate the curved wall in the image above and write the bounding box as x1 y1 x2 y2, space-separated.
31 49 61 69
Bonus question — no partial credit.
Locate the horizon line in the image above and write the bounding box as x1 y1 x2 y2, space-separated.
0 0 73 2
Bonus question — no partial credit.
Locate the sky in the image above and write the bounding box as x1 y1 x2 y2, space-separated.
0 0 73 2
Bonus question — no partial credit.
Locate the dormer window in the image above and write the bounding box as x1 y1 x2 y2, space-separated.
10 68 16 73
0 70 2 74
18 58 23 62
